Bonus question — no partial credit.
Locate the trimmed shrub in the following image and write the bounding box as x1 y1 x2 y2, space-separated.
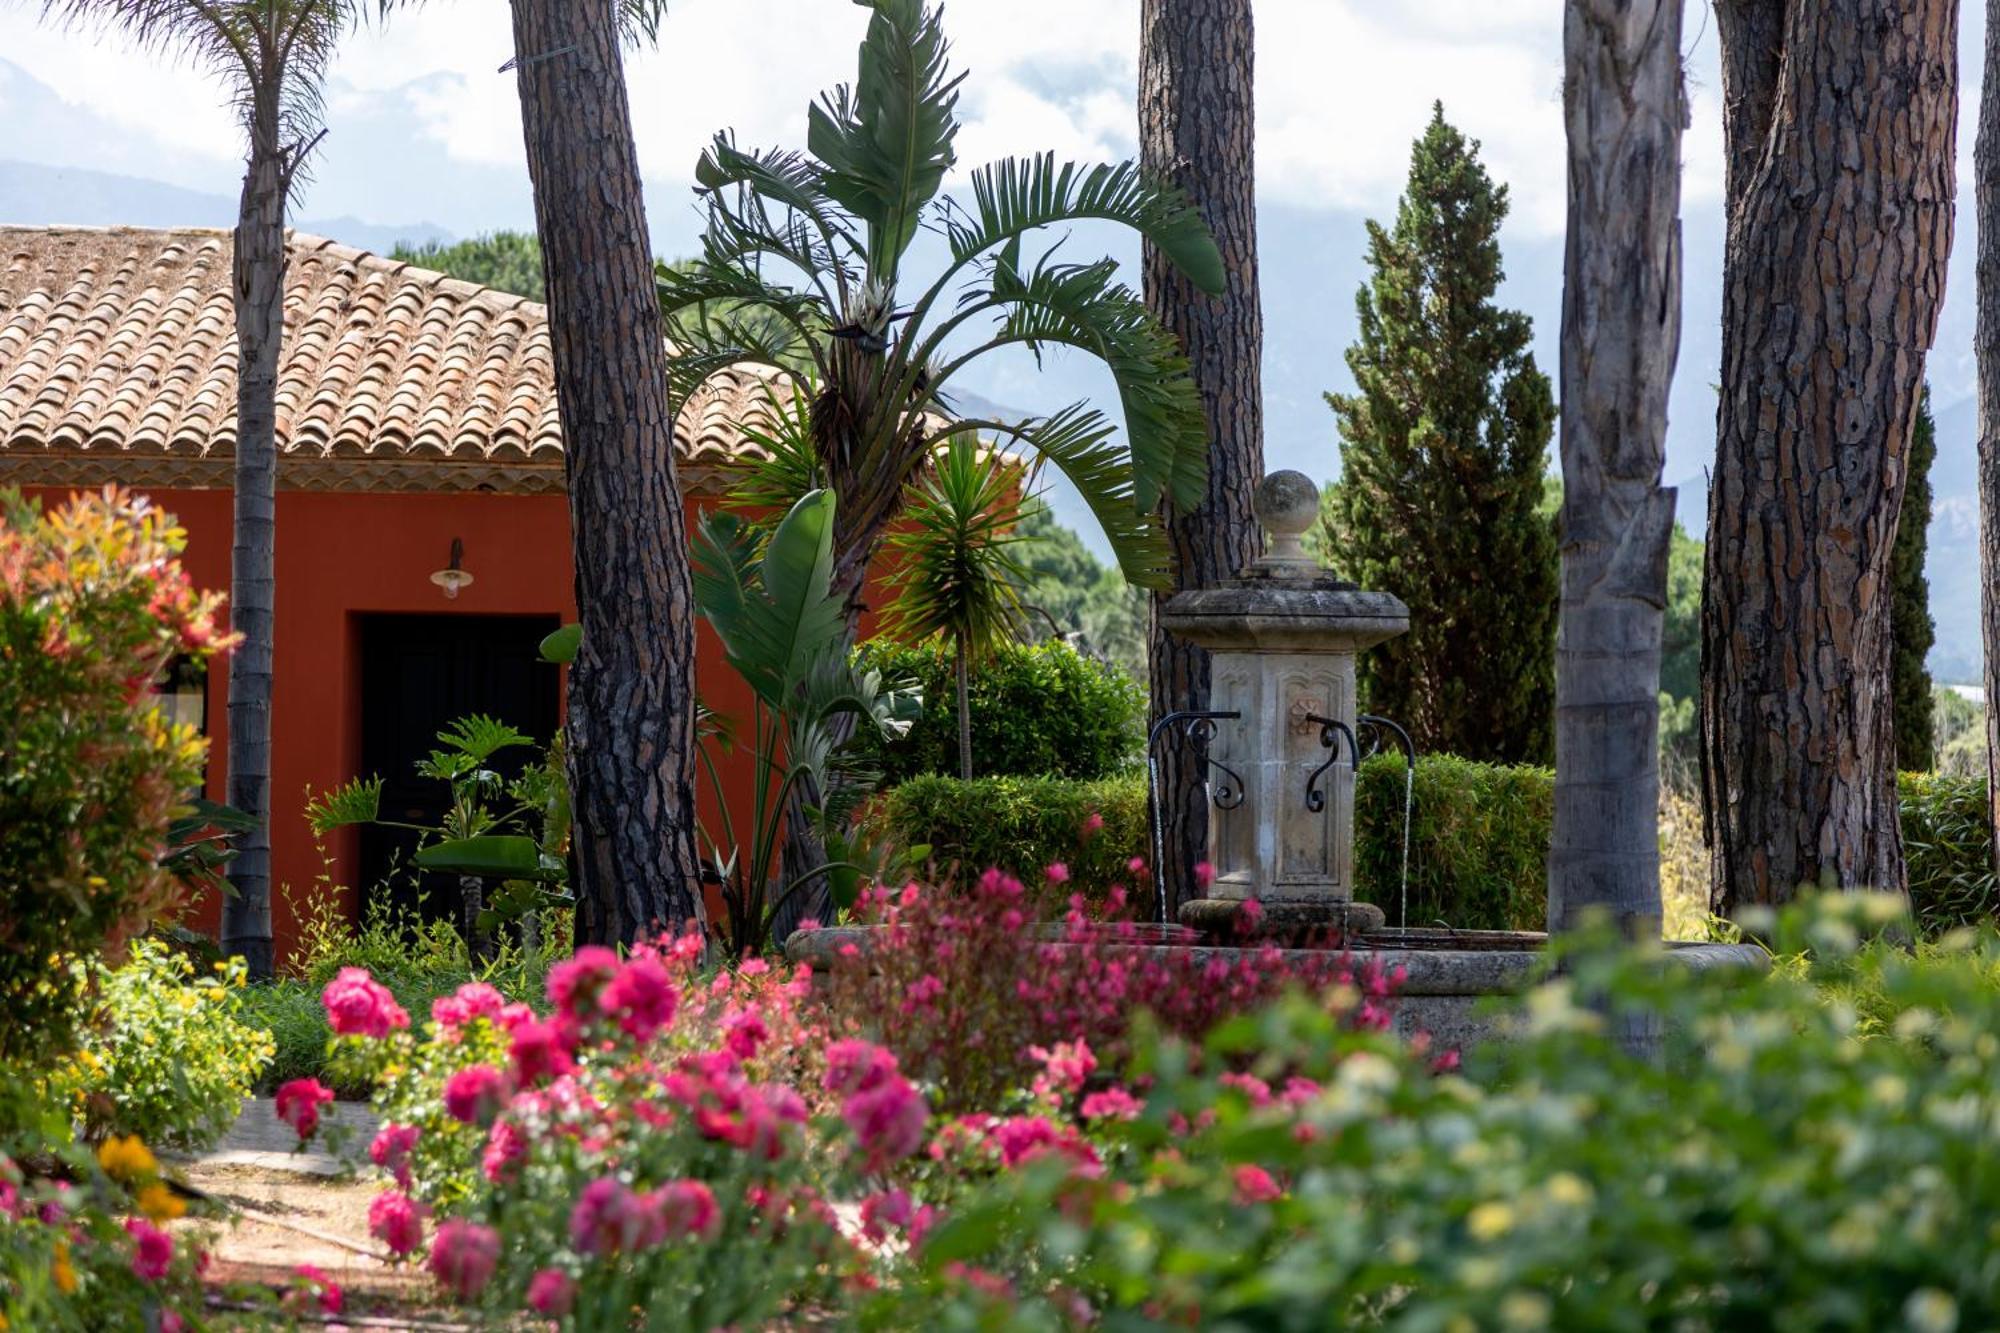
0 487 231 1079
854 638 1144 783
1353 753 1551 932
870 773 1149 908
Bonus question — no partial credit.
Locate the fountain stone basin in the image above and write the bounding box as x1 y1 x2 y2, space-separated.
783 926 1768 1051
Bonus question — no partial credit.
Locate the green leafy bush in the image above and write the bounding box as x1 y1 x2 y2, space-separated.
870 773 1149 907
1898 770 1998 933
1353 752 1552 932
47 941 273 1152
854 638 1144 783
880 896 2000 1330
0 488 231 1078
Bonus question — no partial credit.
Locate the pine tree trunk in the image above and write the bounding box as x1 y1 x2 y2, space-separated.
1702 0 1956 914
1978 0 2000 870
1140 0 1263 915
220 97 284 981
1550 0 1682 938
956 634 972 781
510 0 705 948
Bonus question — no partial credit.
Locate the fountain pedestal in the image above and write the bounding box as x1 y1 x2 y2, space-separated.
1162 472 1408 940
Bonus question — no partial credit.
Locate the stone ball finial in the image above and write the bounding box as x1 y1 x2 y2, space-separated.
1251 470 1321 574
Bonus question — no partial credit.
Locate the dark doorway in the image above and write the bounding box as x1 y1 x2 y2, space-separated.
356 613 561 923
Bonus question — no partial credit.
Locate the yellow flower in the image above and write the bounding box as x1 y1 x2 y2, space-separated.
52 1238 76 1295
1544 1172 1593 1209
97 1135 156 1182
1466 1201 1516 1242
136 1182 185 1223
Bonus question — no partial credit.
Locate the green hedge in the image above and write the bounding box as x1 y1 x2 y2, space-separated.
872 773 1151 907
854 639 1144 783
876 763 2000 935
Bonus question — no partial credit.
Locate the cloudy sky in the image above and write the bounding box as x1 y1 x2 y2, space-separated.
0 0 1989 510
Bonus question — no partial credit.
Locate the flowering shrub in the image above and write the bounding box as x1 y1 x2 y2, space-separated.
0 487 231 1077
46 940 273 1151
875 896 2000 1329
826 867 1401 1108
314 937 917 1328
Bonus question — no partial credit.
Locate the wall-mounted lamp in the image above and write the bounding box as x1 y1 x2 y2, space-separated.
430 537 475 600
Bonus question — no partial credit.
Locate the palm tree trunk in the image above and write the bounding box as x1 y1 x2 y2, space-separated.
509 0 705 948
956 633 973 781
220 98 284 980
1977 0 2000 870
1701 0 1955 915
1550 0 1682 938
1139 0 1263 915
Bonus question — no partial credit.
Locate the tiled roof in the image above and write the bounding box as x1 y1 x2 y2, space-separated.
0 226 789 495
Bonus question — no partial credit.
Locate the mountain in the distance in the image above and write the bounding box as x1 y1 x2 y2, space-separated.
0 159 451 255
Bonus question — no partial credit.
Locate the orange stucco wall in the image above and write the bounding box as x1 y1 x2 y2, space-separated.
26 485 762 967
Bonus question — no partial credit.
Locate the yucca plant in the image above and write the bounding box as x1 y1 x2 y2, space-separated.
659 0 1224 625
881 435 1031 779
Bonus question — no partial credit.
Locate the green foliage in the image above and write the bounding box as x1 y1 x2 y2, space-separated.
1014 501 1148 680
660 0 1221 592
1893 387 1938 771
1323 104 1557 764
1658 520 1705 787
871 772 1149 906
1898 770 1998 934
0 488 230 1079
393 230 546 300
47 941 272 1152
1933 684 1984 778
881 437 1031 657
854 638 1144 783
879 897 2000 1330
692 491 919 952
1352 752 1552 932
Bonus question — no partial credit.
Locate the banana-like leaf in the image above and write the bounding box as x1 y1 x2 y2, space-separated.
947 153 1224 295
414 835 553 881
692 491 846 708
759 489 844 692
807 0 963 275
306 777 383 835
540 623 581 664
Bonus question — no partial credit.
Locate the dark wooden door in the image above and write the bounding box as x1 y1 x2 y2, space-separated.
357 613 561 923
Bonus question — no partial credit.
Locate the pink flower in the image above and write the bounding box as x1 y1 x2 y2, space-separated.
1045 862 1071 884
527 1268 575 1316
546 946 621 1019
162 1313 187 1333
652 1179 720 1241
322 967 410 1039
285 1264 343 1315
509 1018 577 1086
274 1078 334 1141
1079 1088 1144 1121
722 1007 769 1059
442 1065 509 1125
1080 811 1105 840
823 1039 899 1097
1239 897 1264 928
858 1188 916 1243
495 1001 536 1032
843 1075 929 1165
601 955 678 1042
1233 1164 1283 1204
482 1116 528 1185
369 1189 426 1256
1030 1040 1096 1095
1193 861 1216 890
369 1123 420 1189
125 1217 173 1281
569 1178 661 1256
428 1219 500 1300
431 981 506 1033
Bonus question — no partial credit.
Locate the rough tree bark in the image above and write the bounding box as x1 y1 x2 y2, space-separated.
1550 0 1683 938
510 0 706 947
1978 0 2000 869
220 89 286 980
1701 0 1957 914
1140 0 1263 915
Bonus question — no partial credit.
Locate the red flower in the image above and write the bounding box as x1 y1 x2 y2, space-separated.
273 1078 334 1141
1232 1164 1283 1204
442 1065 509 1126
509 1018 577 1086
369 1123 420 1189
369 1189 426 1256
321 967 410 1039
125 1217 173 1281
428 1219 500 1300
527 1268 575 1315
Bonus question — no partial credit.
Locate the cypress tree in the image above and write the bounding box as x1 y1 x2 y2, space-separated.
1891 386 1938 771
1325 105 1558 764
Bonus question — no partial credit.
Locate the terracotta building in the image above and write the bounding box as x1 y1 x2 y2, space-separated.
0 225 795 963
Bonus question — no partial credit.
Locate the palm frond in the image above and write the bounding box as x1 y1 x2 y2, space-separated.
938 405 1175 590
806 0 962 276
723 380 827 516
306 775 383 835
945 153 1225 294
880 433 1030 652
